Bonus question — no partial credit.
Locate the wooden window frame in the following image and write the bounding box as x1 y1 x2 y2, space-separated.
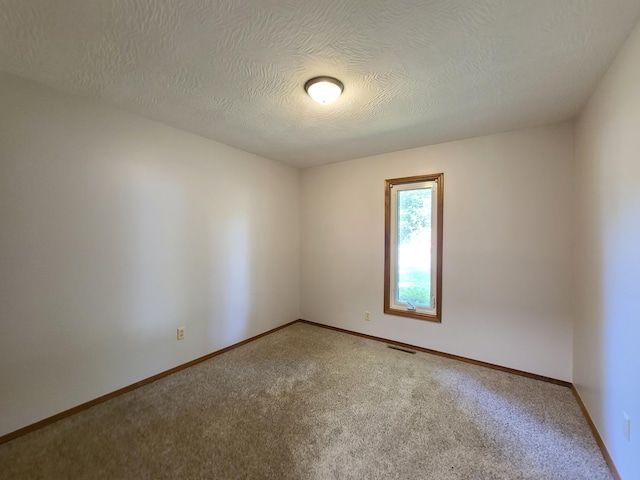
384 173 444 323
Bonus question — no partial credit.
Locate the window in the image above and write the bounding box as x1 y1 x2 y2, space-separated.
384 173 443 322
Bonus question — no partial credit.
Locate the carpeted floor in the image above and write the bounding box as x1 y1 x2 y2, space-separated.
0 322 612 479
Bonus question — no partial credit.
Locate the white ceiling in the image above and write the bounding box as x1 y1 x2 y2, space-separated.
1 1 639 168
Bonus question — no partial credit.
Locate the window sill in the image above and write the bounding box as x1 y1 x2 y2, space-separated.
384 307 441 323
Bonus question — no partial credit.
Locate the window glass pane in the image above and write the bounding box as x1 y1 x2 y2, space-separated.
385 173 442 322
396 187 432 307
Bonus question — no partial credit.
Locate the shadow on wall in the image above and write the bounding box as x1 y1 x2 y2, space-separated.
122 160 254 361
602 201 640 478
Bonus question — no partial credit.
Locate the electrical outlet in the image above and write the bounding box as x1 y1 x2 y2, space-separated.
623 412 630 441
364 311 370 321
177 327 185 341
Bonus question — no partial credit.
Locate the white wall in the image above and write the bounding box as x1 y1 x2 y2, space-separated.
301 123 574 381
574 20 640 480
0 73 300 436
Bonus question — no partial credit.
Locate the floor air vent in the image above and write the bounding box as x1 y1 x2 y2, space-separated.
387 345 417 354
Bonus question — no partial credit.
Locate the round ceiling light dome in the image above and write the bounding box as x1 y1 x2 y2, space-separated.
304 76 344 105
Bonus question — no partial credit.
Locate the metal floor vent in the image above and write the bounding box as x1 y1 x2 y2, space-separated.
387 345 417 354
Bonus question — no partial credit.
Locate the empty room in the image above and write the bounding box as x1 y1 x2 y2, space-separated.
1 1 639 479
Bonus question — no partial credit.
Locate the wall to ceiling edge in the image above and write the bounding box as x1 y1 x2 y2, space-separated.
300 122 575 382
0 73 301 437
3 22 638 475
573 20 640 480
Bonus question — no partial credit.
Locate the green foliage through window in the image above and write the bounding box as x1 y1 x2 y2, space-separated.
396 187 432 307
398 285 430 305
397 189 431 244
385 173 442 321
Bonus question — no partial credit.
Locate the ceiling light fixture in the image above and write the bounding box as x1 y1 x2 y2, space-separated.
304 76 344 105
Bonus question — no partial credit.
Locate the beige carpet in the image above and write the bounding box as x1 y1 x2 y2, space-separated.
0 322 612 479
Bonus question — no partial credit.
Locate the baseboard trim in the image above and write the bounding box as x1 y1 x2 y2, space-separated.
571 385 622 480
297 319 571 387
0 319 298 445
0 317 621 480
298 319 624 478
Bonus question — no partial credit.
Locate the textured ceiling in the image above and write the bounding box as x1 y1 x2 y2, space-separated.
1 0 640 167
